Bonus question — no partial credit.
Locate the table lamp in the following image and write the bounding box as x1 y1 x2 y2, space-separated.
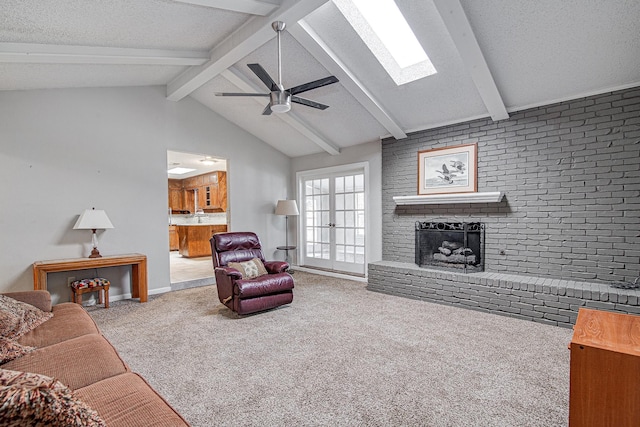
73 208 114 258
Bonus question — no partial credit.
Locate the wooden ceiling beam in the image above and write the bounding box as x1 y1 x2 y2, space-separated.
432 0 509 121
289 20 407 140
172 0 280 16
166 0 329 101
0 43 208 66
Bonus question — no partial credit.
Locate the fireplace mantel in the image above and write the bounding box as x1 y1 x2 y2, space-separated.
393 192 504 205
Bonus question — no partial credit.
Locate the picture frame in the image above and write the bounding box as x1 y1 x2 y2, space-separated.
417 143 477 195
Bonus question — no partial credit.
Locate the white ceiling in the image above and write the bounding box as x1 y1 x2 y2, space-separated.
2 0 639 158
167 150 226 179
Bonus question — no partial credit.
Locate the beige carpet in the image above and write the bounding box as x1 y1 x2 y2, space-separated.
88 272 572 427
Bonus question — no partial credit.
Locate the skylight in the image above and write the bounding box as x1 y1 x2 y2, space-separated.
167 167 196 175
333 0 436 85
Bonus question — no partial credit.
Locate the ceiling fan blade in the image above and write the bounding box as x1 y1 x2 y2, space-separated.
287 76 339 96
291 96 330 110
214 92 269 97
247 63 279 91
262 103 273 115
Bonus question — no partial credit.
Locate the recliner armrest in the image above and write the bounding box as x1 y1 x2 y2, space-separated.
215 266 243 280
263 261 289 274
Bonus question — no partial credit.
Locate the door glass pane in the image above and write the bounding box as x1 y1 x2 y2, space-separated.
322 211 330 226
320 178 329 193
321 244 330 259
335 194 344 210
336 177 344 193
321 195 329 210
355 174 364 192
345 211 354 227
345 193 354 210
345 175 354 192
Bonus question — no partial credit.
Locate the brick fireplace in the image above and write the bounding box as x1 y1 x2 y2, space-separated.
368 86 640 327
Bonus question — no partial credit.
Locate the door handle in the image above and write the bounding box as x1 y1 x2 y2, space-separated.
328 223 336 227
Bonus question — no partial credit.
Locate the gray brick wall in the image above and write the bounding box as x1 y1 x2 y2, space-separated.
382 87 640 284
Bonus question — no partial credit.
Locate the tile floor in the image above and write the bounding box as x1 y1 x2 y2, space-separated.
169 251 214 283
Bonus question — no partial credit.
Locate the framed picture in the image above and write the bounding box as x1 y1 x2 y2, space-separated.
417 143 477 195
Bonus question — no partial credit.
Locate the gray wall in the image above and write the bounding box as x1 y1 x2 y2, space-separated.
0 86 290 302
291 140 383 266
382 87 640 284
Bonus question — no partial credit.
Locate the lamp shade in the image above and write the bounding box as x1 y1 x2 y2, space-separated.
275 200 299 216
73 209 114 230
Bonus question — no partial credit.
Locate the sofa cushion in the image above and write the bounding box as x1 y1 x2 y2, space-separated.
2 334 130 390
0 295 54 340
228 257 268 279
0 337 35 364
76 372 189 426
0 368 106 426
17 302 100 348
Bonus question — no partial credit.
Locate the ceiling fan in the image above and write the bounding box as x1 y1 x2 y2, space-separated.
215 21 339 115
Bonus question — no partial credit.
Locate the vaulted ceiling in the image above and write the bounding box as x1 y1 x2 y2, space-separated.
2 0 639 158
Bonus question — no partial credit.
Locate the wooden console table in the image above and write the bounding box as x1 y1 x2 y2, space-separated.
33 253 148 303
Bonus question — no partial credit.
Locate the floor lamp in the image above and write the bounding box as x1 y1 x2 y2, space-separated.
275 200 299 269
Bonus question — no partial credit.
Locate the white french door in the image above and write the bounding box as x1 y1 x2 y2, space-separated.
298 165 367 275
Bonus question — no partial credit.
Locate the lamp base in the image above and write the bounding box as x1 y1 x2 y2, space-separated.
89 247 102 258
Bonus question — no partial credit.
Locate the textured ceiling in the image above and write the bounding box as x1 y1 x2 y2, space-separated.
1 0 639 158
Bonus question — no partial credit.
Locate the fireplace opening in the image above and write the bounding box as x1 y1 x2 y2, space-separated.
415 222 484 273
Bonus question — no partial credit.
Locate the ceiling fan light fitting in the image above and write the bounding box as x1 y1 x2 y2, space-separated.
270 91 291 113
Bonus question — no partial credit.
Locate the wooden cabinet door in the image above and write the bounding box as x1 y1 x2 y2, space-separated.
217 172 227 211
184 189 195 213
168 179 184 211
197 186 207 210
168 188 183 211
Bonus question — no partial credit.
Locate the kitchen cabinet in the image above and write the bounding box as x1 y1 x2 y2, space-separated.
569 308 640 426
202 172 227 211
169 225 179 251
177 224 228 257
168 179 184 212
168 171 227 214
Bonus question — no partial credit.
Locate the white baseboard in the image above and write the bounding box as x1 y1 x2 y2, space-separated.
293 266 367 283
107 286 172 303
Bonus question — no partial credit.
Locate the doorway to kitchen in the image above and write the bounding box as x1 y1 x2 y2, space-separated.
167 150 229 289
297 163 368 277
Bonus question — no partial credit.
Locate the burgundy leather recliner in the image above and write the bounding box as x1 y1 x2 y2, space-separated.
210 232 294 315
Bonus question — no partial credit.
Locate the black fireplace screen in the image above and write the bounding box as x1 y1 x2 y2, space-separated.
415 222 485 273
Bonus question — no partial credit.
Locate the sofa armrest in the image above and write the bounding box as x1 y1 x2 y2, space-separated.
1 290 52 312
263 261 289 274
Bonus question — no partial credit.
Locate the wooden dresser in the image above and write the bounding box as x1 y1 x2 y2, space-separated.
569 308 640 426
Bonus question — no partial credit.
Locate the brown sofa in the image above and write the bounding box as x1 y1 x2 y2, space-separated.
1 290 189 426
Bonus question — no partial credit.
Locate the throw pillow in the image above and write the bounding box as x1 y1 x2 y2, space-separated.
0 369 106 426
0 295 54 340
0 337 35 364
227 258 268 279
